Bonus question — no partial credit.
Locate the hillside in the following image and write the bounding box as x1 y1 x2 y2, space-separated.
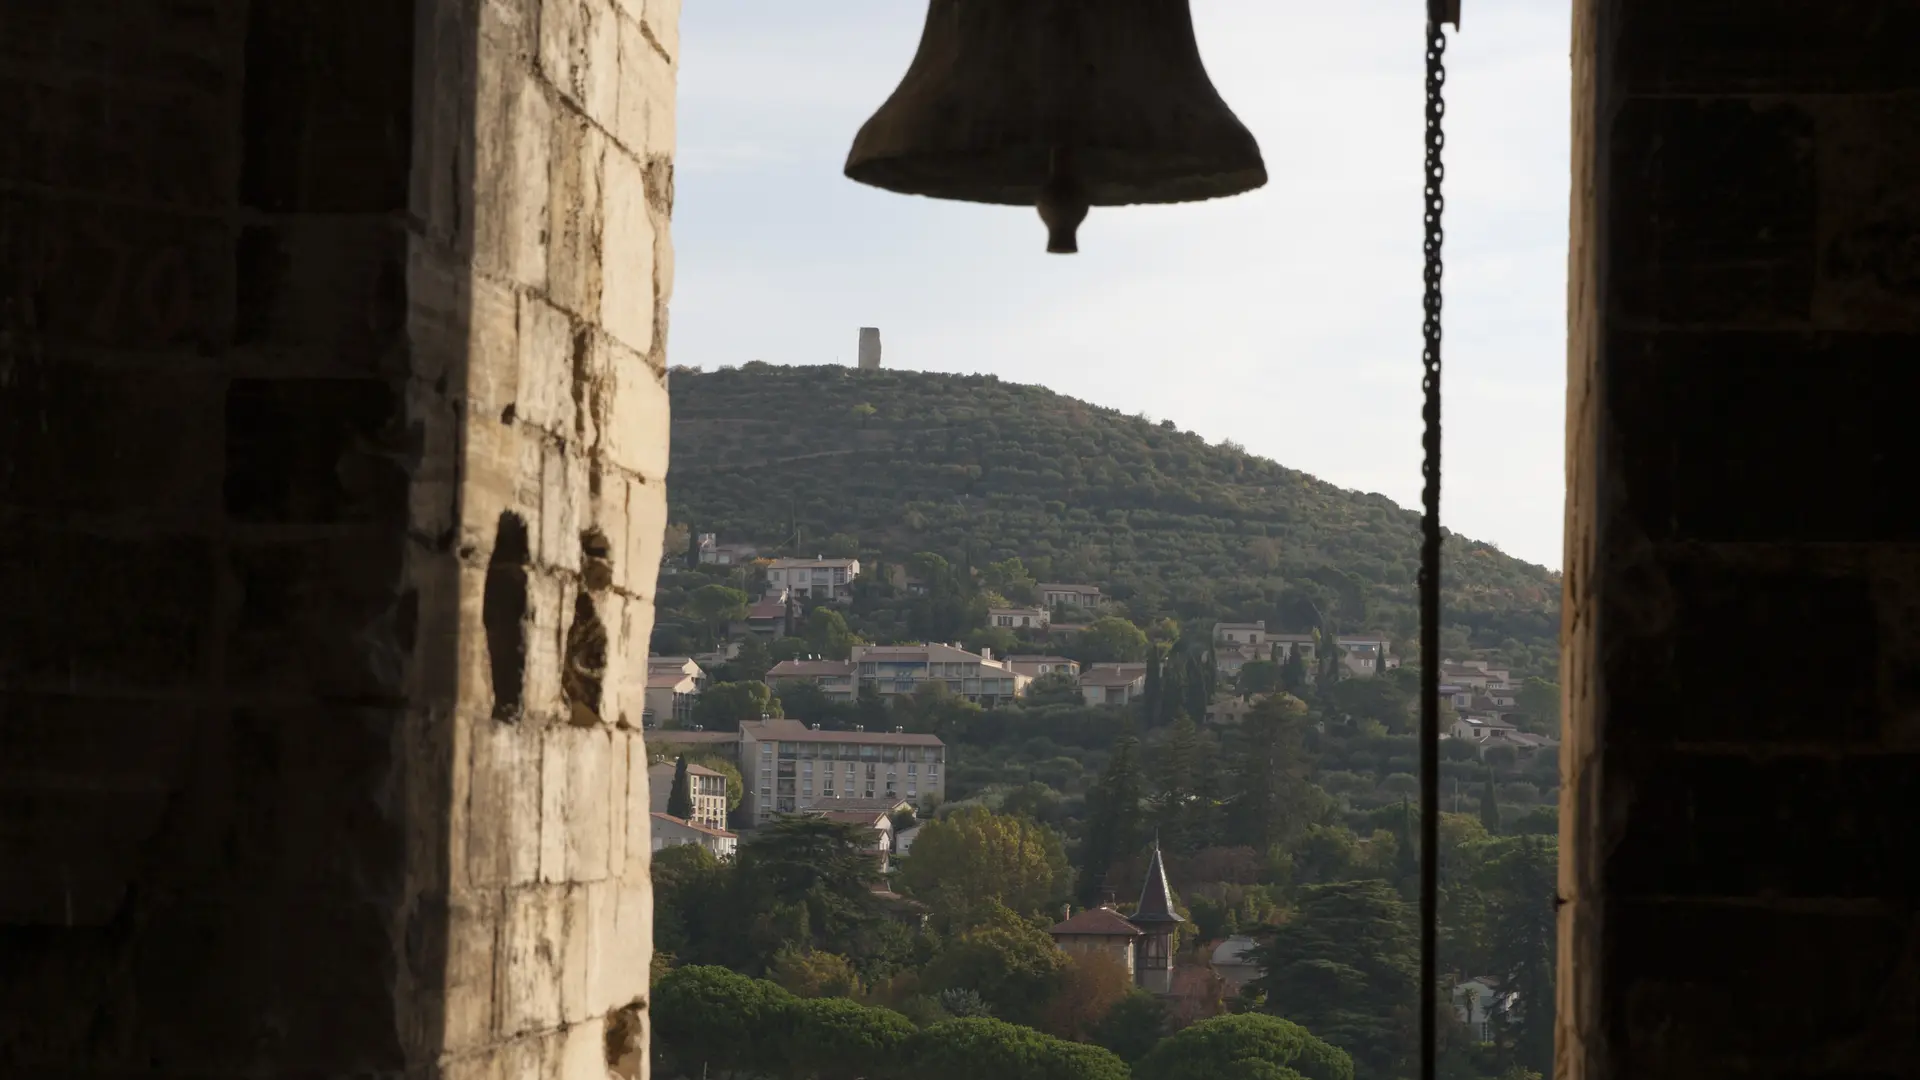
666 364 1562 677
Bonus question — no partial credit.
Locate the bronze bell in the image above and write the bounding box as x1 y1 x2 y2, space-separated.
845 0 1267 254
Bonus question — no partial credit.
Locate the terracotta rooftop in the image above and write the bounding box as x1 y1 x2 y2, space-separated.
1049 906 1143 937
649 812 735 839
766 659 858 678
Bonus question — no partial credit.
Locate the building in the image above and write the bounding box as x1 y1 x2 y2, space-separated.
1338 634 1397 676
649 760 728 831
857 326 882 369
643 667 701 728
649 656 708 687
695 533 759 566
1130 843 1186 994
738 719 946 822
1080 663 1148 706
1214 621 1268 647
988 606 1050 630
741 592 791 640
649 812 737 859
1441 660 1512 691
1209 935 1261 993
1038 583 1102 610
803 807 893 872
764 658 859 702
1007 654 1080 679
1453 977 1517 1043
766 557 861 602
1214 643 1263 676
1047 905 1141 979
804 794 913 817
852 642 1029 706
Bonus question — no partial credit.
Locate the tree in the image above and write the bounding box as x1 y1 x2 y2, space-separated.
1077 616 1149 664
729 634 773 684
898 806 1070 927
965 625 1019 658
1245 880 1419 1080
909 1017 1129 1080
782 994 917 1080
1077 734 1146 906
1024 670 1084 708
1228 693 1320 852
651 965 794 1079
1091 990 1173 1064
666 755 694 819
1151 712 1213 854
920 904 1069 1027
1237 659 1281 696
982 557 1038 605
1481 837 1557 1077
1136 1013 1355 1080
1480 769 1502 834
730 816 886 969
664 521 691 565
684 521 702 569
1143 644 1165 721
1282 645 1310 694
806 606 860 660
776 679 843 726
690 583 750 645
821 531 862 558
1515 676 1561 735
693 680 781 731
1042 951 1135 1042
770 946 861 998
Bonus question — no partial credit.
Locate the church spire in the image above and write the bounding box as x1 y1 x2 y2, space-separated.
1129 839 1184 927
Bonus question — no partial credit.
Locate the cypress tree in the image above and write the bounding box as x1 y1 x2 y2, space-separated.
1479 768 1501 834
1143 645 1164 726
667 755 695 820
1077 734 1146 905
685 523 701 568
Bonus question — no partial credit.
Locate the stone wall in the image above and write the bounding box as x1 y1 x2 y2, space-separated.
0 0 676 1075
1561 2 1920 1077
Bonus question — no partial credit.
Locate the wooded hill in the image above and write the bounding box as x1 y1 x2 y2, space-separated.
666 364 1561 678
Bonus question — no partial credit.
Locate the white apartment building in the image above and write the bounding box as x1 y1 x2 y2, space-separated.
1214 621 1268 647
989 606 1050 630
649 813 737 858
739 718 946 822
648 760 729 831
852 643 1029 706
766 557 860 602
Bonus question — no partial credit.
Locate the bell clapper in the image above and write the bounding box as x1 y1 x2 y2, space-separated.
1037 146 1089 255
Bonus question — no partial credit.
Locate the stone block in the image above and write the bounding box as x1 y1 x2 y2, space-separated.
607 733 630 878
233 218 410 374
224 377 407 524
615 15 676 160
516 292 578 438
540 728 572 884
559 884 592 1024
587 471 632 592
547 113 607 320
408 377 461 545
1608 331 1920 543
540 0 620 128
1616 1 1920 96
499 885 568 1034
625 476 668 598
611 880 653 1004
445 888 501 1051
526 572 568 718
467 269 523 419
603 340 670 482
1813 94 1920 333
645 0 680 64
539 443 586 573
475 48 553 289
565 726 614 882
625 742 654 869
461 413 525 559
552 1015 609 1080
226 534 409 700
467 721 544 887
601 145 656 356
1609 98 1816 326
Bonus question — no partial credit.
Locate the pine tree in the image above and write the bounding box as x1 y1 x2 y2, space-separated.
1485 837 1558 1077
1143 645 1164 725
1077 734 1146 906
1228 694 1316 852
1393 797 1419 896
1150 713 1201 853
1480 769 1501 834
667 755 694 820
1282 645 1309 694
685 522 701 568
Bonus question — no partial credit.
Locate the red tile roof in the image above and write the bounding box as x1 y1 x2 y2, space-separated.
1049 906 1143 937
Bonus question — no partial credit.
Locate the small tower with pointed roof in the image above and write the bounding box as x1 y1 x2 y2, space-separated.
1126 839 1185 994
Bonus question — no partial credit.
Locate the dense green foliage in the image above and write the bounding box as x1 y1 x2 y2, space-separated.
1135 1014 1354 1080
667 364 1561 678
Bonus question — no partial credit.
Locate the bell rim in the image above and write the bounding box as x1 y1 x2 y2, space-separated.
844 155 1268 208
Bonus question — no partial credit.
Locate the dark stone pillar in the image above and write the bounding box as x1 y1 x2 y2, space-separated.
1563 1 1920 1077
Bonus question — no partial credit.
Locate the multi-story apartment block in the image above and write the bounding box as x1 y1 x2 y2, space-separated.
648 760 729 831
764 658 859 702
852 643 1029 706
989 606 1050 630
1038 583 1102 610
767 557 860 602
738 719 945 822
1214 621 1268 647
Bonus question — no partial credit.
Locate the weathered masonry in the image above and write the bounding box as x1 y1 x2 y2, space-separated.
3 1 1918 1078
1560 2 1920 1077
1 1 677 1077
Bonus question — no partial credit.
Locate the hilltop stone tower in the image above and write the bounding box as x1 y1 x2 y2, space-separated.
858 326 883 369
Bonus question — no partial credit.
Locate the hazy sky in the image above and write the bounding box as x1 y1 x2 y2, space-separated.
668 1 1571 570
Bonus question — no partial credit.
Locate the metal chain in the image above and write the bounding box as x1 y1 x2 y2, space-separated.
1418 20 1448 1080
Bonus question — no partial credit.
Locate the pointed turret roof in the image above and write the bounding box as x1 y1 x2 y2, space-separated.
1128 841 1185 928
